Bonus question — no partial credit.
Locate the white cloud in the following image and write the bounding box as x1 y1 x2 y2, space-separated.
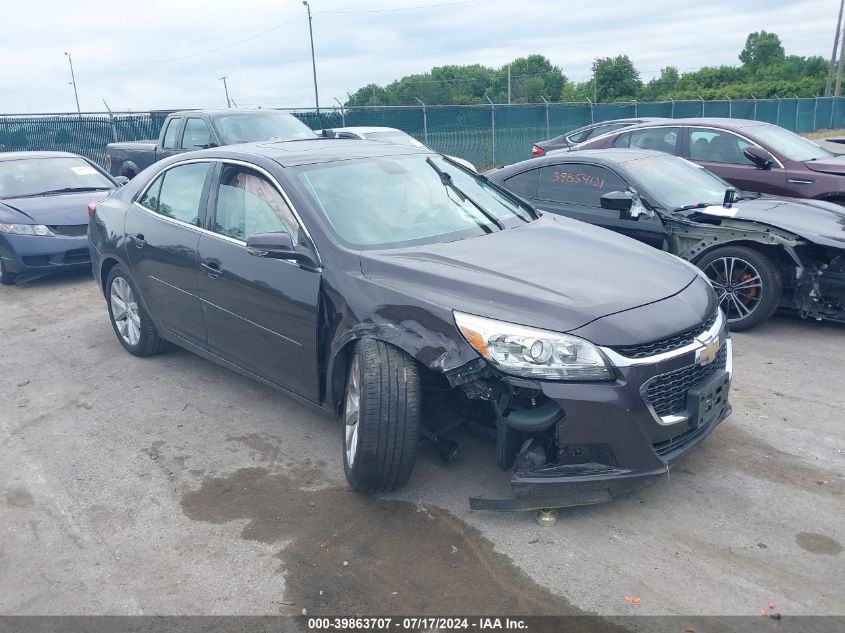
0 0 838 112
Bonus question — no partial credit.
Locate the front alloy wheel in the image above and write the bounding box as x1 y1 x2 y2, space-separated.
696 246 782 331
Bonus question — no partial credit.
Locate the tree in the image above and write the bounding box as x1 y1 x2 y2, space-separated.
739 31 785 71
503 54 567 102
592 55 642 102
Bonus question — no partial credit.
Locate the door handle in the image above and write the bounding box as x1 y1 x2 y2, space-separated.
130 233 146 248
201 259 222 279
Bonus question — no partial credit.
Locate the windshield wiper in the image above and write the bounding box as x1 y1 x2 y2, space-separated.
21 186 112 198
441 155 536 222
672 202 712 212
425 157 504 230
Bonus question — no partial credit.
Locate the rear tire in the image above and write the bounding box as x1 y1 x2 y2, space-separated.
106 266 170 356
342 339 421 493
0 262 18 285
695 246 782 331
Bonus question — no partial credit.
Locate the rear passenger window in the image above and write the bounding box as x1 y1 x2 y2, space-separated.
146 162 210 225
161 119 181 150
537 164 626 206
614 127 679 154
503 168 540 198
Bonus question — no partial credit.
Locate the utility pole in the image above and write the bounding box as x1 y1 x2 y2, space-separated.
507 64 511 105
836 17 845 96
303 1 320 114
64 51 81 115
219 76 231 108
593 69 597 103
827 0 845 96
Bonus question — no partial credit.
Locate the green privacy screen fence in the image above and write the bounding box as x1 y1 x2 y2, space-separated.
2 97 844 169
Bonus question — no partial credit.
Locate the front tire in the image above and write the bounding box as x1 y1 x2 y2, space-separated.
342 339 421 493
0 261 18 285
106 266 170 356
695 246 782 331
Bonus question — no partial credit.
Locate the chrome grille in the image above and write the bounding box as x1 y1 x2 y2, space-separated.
644 343 728 418
611 310 718 359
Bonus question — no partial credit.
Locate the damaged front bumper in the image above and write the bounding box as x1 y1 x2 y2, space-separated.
469 314 733 512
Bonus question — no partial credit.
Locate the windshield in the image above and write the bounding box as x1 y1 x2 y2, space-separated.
750 124 832 161
294 154 533 248
0 157 113 199
212 112 316 145
626 155 732 210
364 131 426 148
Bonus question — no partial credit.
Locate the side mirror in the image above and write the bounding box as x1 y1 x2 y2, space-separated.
743 146 775 170
114 176 129 186
246 232 317 267
600 190 635 219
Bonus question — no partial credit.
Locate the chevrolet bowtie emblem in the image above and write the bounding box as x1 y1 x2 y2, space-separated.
695 334 721 365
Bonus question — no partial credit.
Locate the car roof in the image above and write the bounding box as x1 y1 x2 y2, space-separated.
329 126 409 134
191 138 431 168
172 109 293 117
491 148 670 178
0 151 86 162
620 117 769 131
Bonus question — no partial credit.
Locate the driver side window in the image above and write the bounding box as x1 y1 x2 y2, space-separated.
211 165 299 243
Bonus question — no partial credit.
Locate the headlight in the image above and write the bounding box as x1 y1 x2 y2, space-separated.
454 311 613 381
0 223 53 236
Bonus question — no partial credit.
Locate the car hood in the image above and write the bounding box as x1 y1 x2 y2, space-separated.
692 197 845 249
359 214 700 338
0 191 111 225
804 155 845 175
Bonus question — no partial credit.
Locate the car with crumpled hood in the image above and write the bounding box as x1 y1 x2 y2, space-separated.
488 148 845 330
88 138 732 511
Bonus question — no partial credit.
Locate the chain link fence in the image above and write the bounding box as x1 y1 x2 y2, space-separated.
2 97 844 169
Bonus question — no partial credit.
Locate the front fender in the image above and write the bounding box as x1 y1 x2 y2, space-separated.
322 292 480 413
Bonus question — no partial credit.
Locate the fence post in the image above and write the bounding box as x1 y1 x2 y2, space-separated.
727 96 732 119
586 97 594 124
484 95 496 165
669 96 675 118
632 100 638 117
414 97 428 145
541 96 550 138
751 94 757 120
103 99 117 142
794 94 800 132
699 96 705 117
774 94 781 126
813 96 818 131
333 98 346 126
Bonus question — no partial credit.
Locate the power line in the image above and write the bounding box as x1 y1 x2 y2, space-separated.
75 16 304 66
316 0 478 15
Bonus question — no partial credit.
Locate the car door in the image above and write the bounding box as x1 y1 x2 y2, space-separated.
196 161 321 401
529 162 665 249
124 160 213 346
685 127 789 195
157 117 183 160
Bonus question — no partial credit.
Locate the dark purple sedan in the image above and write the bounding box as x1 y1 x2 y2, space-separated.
0 151 120 284
574 117 845 203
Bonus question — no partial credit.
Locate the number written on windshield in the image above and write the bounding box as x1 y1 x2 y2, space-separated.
551 171 605 189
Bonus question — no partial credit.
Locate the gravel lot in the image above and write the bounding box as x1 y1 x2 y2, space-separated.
1 269 843 617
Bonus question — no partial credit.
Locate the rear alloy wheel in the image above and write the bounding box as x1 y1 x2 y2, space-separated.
0 261 18 285
342 338 421 493
696 246 782 331
106 266 170 356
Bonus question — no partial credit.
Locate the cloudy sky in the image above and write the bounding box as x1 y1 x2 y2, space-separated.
0 0 839 113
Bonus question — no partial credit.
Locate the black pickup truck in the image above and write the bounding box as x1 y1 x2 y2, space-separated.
104 109 316 178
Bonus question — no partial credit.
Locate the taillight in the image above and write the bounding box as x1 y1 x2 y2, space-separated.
532 145 545 156
87 202 97 219
105 154 112 172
